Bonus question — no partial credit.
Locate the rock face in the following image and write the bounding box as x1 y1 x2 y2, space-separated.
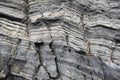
0 0 120 80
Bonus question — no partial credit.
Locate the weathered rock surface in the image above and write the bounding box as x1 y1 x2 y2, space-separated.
0 0 120 80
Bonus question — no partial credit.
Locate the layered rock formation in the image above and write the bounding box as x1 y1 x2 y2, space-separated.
0 0 120 80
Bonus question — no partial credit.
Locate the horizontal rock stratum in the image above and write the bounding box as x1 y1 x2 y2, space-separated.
0 0 120 80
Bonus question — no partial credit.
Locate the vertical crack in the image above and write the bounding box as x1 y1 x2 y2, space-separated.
1 39 22 80
83 74 87 80
34 42 44 78
81 14 85 40
86 40 93 56
8 39 21 66
66 34 70 51
90 72 93 80
110 43 116 63
49 41 61 79
81 14 92 56
24 0 29 4
23 0 30 35
34 42 52 79
97 57 106 80
35 42 44 65
40 19 61 79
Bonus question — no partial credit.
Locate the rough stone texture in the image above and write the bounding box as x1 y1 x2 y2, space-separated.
0 0 120 80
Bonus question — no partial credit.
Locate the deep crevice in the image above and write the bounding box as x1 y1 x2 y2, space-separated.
35 42 44 65
49 41 61 79
34 42 54 79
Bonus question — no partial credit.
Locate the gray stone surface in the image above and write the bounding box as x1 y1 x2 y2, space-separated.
0 0 120 80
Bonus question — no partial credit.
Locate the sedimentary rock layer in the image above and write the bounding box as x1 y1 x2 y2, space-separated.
0 0 120 80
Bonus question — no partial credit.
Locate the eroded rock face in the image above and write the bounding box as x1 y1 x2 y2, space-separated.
0 0 120 80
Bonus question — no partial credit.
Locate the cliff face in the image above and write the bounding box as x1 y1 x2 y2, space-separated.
0 0 120 80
